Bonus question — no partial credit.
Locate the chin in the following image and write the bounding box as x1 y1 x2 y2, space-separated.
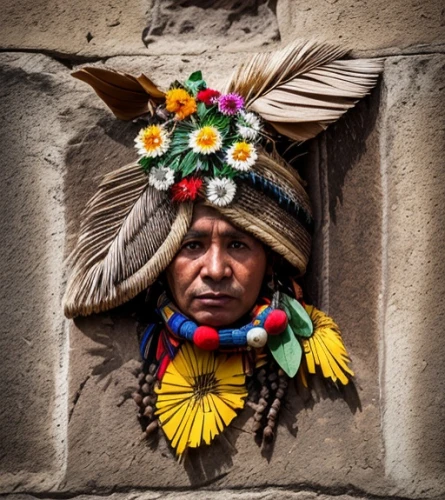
193 311 239 328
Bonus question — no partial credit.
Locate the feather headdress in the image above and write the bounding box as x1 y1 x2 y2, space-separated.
64 41 382 318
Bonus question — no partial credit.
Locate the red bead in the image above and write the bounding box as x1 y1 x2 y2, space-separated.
193 326 220 351
264 309 288 335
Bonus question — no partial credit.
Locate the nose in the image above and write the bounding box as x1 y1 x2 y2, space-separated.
200 245 232 282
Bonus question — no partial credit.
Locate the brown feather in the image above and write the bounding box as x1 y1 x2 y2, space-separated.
225 41 383 141
72 67 165 121
63 162 193 317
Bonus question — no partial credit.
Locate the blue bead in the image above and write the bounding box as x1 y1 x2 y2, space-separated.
232 330 247 345
180 320 197 341
219 331 233 345
168 314 187 335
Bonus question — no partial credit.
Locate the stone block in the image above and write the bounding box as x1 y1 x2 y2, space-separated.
0 53 89 492
0 0 280 59
379 54 445 498
1 492 392 500
277 0 445 55
0 0 149 59
140 0 280 55
307 53 445 499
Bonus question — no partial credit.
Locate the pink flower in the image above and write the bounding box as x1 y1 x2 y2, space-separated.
197 88 221 106
218 93 244 115
171 177 203 202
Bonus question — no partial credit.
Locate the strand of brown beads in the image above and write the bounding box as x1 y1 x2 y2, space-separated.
248 360 289 446
133 361 159 439
263 368 288 443
250 366 268 440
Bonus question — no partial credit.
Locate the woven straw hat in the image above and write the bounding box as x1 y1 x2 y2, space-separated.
63 41 382 318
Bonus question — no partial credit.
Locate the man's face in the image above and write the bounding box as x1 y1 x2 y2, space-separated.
166 204 267 327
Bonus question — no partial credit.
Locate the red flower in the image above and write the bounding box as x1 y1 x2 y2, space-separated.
171 177 203 202
196 88 221 106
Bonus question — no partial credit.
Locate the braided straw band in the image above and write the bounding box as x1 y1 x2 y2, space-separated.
247 151 313 231
63 162 194 318
215 184 312 275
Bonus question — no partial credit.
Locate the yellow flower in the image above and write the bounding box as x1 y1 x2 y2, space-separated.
226 141 257 171
165 88 197 120
134 124 170 157
189 126 222 154
155 342 247 456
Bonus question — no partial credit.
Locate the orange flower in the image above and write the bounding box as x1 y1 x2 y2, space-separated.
165 88 197 120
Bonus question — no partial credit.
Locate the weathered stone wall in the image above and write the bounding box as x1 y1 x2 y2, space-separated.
1 1 444 499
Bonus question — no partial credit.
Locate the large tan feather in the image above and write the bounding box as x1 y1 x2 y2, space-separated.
63 162 193 318
72 67 165 121
225 41 383 141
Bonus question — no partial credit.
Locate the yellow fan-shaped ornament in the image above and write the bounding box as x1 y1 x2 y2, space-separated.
155 342 247 457
299 305 354 386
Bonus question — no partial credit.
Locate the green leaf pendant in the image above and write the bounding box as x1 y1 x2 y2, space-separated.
267 294 314 377
281 294 313 338
267 325 302 378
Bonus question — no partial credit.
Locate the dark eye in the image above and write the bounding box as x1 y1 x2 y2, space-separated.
230 241 246 249
182 241 201 251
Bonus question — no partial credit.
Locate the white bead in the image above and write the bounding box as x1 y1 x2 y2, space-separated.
246 327 268 348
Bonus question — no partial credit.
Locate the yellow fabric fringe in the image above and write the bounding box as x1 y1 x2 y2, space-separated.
300 305 354 386
155 343 247 456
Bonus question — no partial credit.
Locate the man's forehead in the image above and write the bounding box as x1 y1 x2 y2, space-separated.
186 204 251 239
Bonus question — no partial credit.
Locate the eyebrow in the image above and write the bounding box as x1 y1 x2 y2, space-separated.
183 229 249 240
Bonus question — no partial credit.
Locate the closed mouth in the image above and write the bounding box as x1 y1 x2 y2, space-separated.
197 293 232 299
194 293 235 305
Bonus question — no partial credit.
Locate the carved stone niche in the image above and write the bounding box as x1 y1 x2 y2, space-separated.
62 80 390 494
1 45 443 500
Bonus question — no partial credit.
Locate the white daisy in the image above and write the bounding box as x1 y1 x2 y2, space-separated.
134 124 170 158
237 124 259 141
148 166 175 191
243 111 262 129
237 111 261 140
206 177 237 207
189 126 223 155
226 141 258 171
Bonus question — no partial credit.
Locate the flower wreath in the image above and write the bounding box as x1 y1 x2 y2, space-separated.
134 71 264 207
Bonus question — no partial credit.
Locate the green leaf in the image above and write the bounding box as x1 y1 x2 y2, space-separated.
197 101 207 119
267 325 302 378
180 150 199 177
203 113 231 130
165 155 181 171
187 71 203 82
138 156 154 173
169 80 184 91
169 131 192 157
215 163 236 178
184 71 206 95
281 294 313 338
196 157 210 172
176 117 197 131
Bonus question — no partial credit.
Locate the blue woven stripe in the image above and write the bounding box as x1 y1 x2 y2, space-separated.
240 172 313 231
